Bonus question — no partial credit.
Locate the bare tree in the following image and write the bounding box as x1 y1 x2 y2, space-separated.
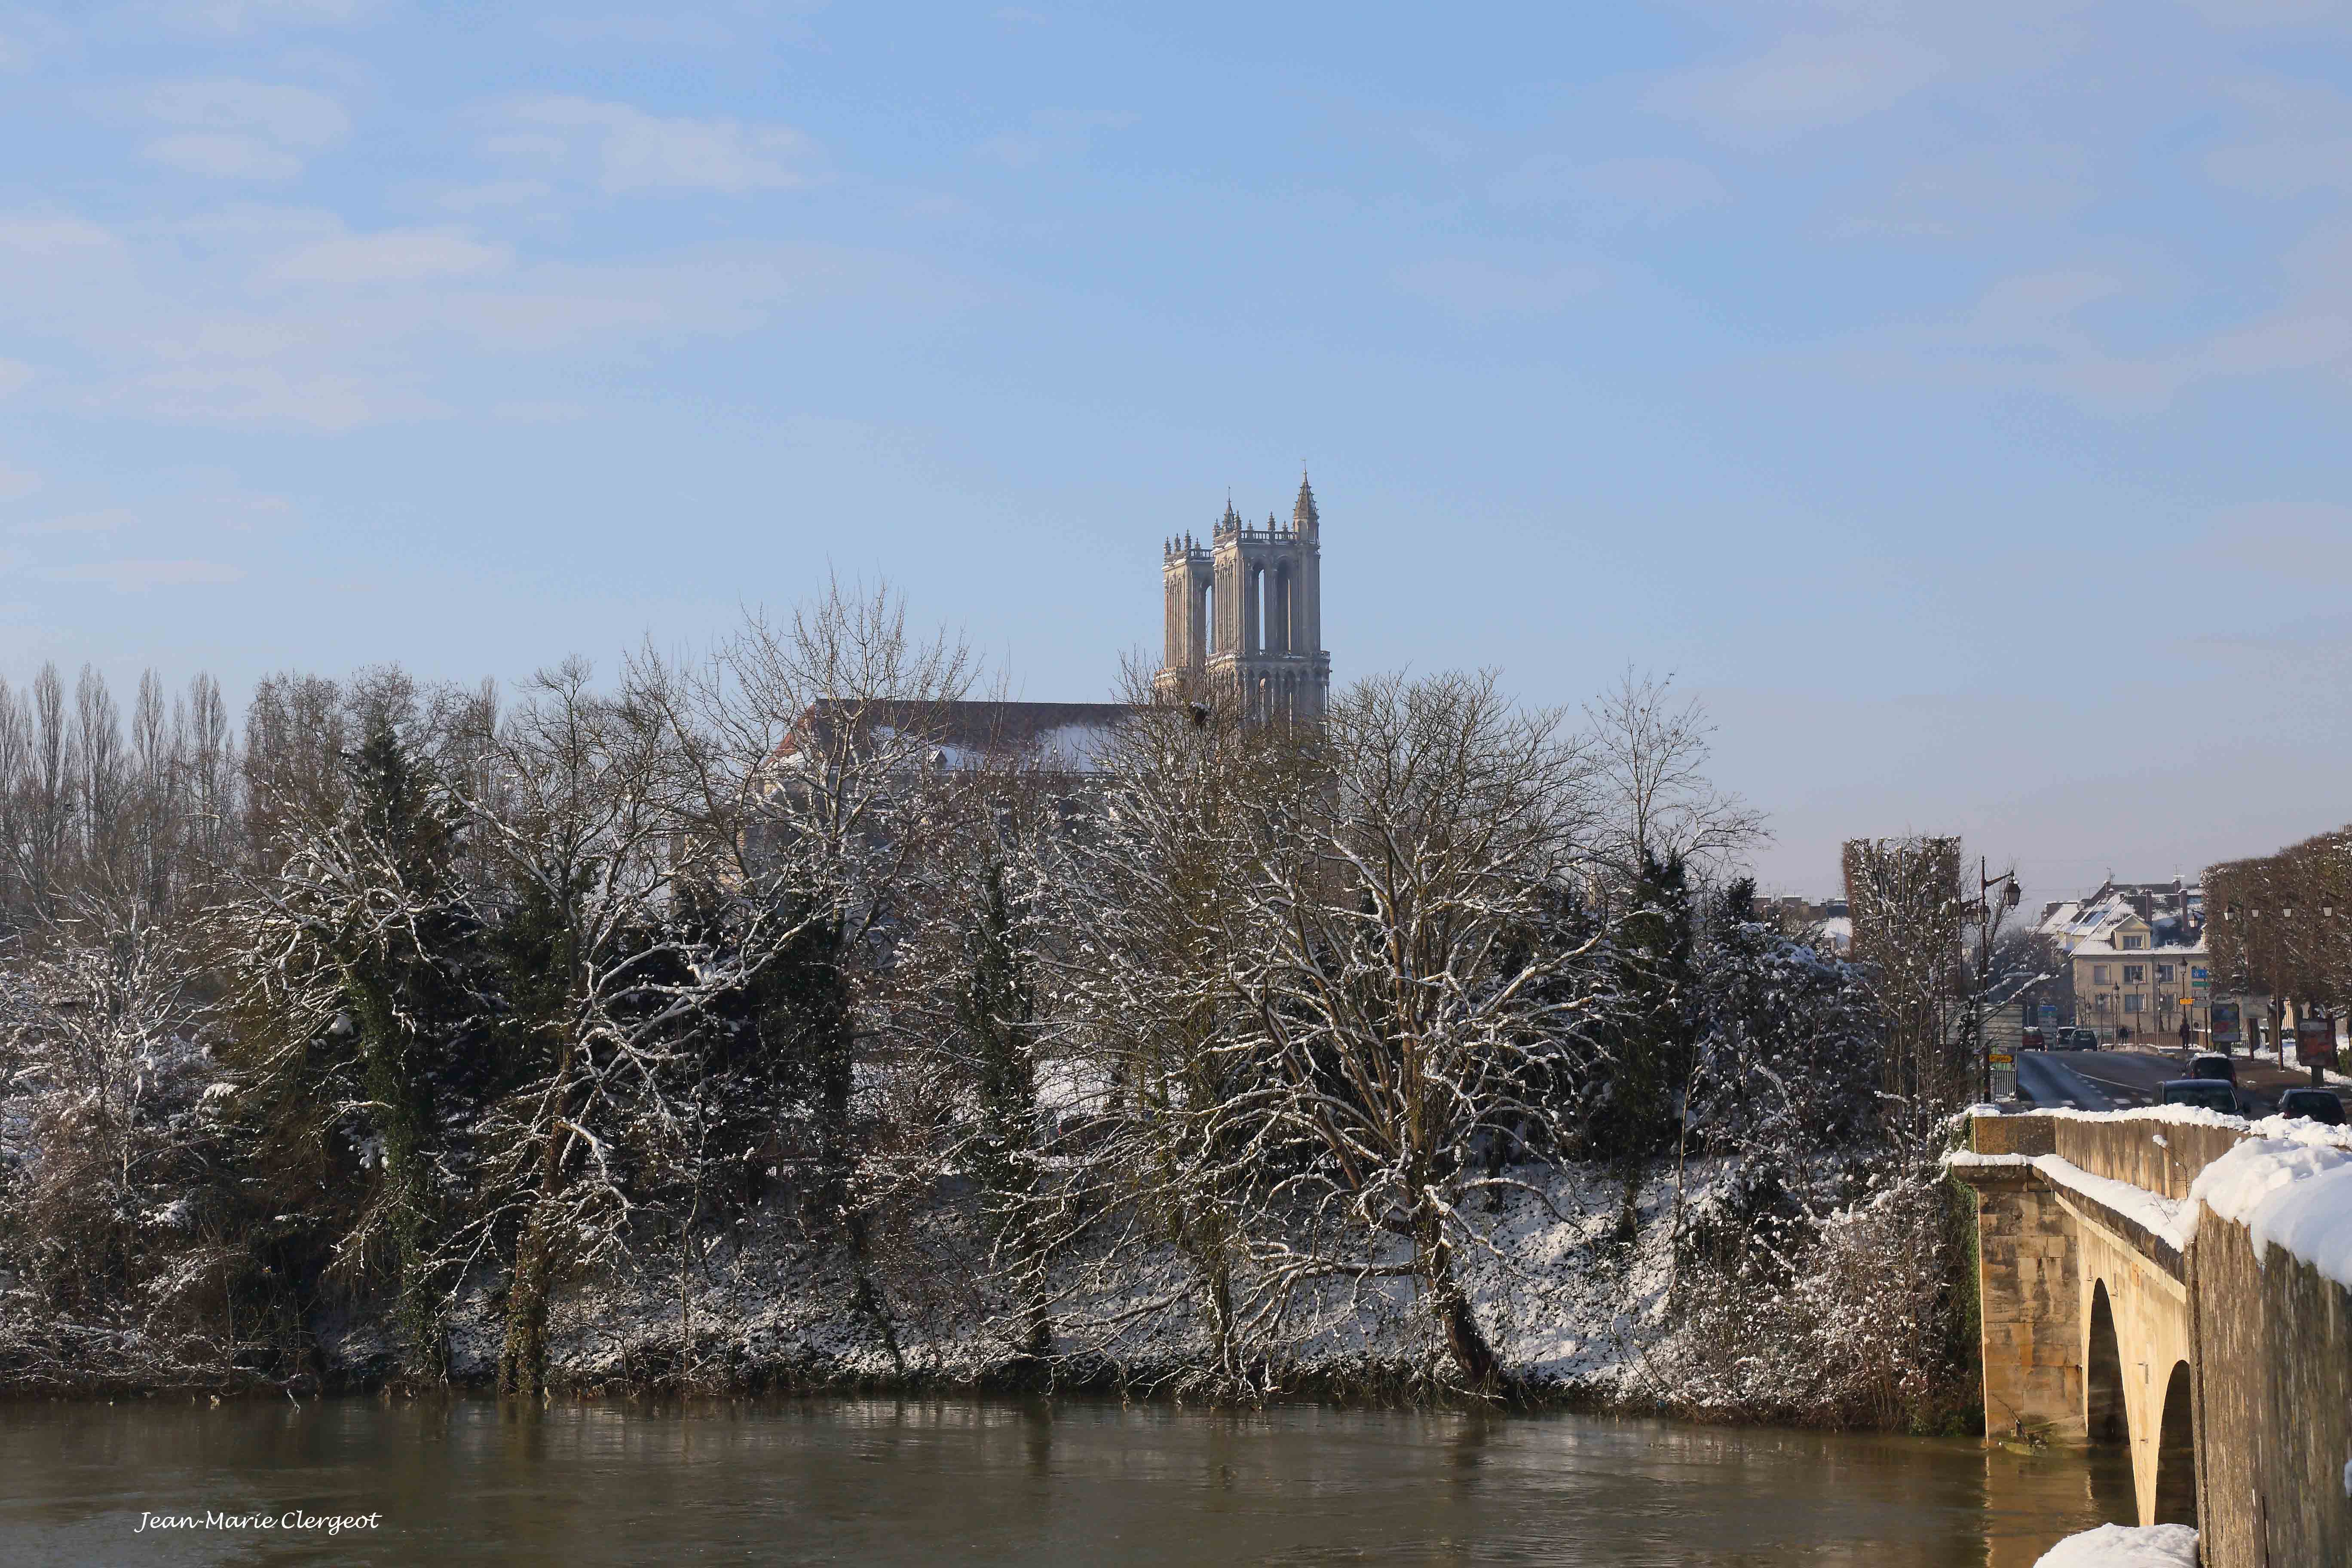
1584 670 1763 879
0 900 237 1390
659 577 983 1375
1040 673 1295 1393
1220 671 1607 1391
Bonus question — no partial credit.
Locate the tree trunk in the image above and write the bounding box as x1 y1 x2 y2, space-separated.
500 1066 576 1399
499 1210 555 1398
844 1211 906 1381
1420 1215 1501 1394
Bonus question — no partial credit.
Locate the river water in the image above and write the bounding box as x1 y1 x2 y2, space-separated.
0 1396 2133 1566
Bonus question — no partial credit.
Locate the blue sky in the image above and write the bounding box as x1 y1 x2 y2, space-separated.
3 0 2349 900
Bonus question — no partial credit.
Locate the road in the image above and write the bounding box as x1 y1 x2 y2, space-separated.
2016 1045 2344 1115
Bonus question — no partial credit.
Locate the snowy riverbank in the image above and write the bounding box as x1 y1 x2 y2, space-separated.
302 1154 1965 1427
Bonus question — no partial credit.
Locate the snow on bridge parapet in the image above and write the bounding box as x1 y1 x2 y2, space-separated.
1967 1105 2352 1200
1956 1106 2352 1565
1948 1149 2190 1265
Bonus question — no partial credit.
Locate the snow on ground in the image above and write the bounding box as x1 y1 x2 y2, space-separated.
2031 1523 2197 1567
402 1159 1755 1399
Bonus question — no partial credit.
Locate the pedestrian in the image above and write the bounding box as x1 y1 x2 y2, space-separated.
2179 1014 2193 1050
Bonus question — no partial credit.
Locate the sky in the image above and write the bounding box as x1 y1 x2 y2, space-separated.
2 0 2349 904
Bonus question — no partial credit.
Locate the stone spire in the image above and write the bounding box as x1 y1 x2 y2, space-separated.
1292 471 1318 533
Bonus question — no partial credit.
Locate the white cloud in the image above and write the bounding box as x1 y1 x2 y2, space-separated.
270 232 512 284
136 366 412 431
148 0 368 34
0 203 960 431
2177 0 2343 25
141 80 347 180
145 80 347 147
2206 138 2352 196
1649 31 1946 145
145 133 303 180
1488 155 1729 226
508 97 812 193
1392 255 1605 319
439 180 552 212
2204 81 2352 196
2203 501 2352 577
979 109 1139 169
1839 145 2094 239
0 216 119 255
34 559 245 592
14 508 133 536
1832 237 2352 417
539 14 732 46
0 460 39 502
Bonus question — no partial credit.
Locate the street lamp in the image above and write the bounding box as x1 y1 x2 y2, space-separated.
1975 859 2022 1102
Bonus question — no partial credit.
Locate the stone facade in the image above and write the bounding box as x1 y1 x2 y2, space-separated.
1960 1110 2352 1563
1970 1161 2086 1446
1156 475 1330 721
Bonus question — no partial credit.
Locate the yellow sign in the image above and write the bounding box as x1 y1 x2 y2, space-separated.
1990 1053 2014 1065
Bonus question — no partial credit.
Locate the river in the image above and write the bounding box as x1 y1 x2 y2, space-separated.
0 1396 2134 1565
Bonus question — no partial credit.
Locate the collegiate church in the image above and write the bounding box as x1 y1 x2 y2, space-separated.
830 475 1332 769
1154 472 1331 723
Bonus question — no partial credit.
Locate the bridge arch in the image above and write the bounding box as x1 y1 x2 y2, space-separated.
2154 1360 2197 1528
2085 1281 2125 1445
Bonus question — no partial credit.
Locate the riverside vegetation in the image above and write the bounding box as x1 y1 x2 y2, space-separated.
0 584 1995 1430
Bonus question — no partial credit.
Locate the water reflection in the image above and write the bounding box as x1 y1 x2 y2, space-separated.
0 1396 2136 1567
1981 1441 2140 1568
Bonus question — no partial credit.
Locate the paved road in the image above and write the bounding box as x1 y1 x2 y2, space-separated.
2018 1046 2343 1115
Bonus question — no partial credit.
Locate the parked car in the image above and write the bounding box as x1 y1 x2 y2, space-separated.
2188 1052 2236 1084
2159 1079 2242 1115
2055 1026 2100 1051
2021 1026 2046 1051
2278 1087 2346 1126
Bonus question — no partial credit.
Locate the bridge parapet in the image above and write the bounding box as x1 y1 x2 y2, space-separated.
1972 1109 2250 1197
1955 1107 2352 1566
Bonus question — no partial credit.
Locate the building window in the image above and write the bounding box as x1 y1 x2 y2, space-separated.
2156 964 2174 982
2125 994 2145 1013
2124 965 2146 983
2122 935 2146 949
2092 965 2110 984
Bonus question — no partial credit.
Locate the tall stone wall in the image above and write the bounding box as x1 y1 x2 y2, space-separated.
1970 1163 2086 1443
2192 1212 2352 1568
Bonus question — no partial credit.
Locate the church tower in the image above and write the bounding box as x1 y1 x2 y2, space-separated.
1157 474 1329 721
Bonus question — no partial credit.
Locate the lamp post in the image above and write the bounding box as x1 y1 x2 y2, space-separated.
1976 858 2022 1103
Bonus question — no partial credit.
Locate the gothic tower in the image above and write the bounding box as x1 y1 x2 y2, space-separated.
1156 474 1330 720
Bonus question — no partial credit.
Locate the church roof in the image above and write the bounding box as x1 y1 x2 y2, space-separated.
771 698 1135 774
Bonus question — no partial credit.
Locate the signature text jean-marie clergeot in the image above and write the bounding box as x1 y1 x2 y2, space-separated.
135 1510 383 1535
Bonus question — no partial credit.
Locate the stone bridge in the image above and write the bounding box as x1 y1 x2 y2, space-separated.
1955 1110 2352 1568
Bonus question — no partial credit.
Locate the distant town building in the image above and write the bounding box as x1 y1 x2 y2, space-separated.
1756 894 1850 953
2036 879 2209 1044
